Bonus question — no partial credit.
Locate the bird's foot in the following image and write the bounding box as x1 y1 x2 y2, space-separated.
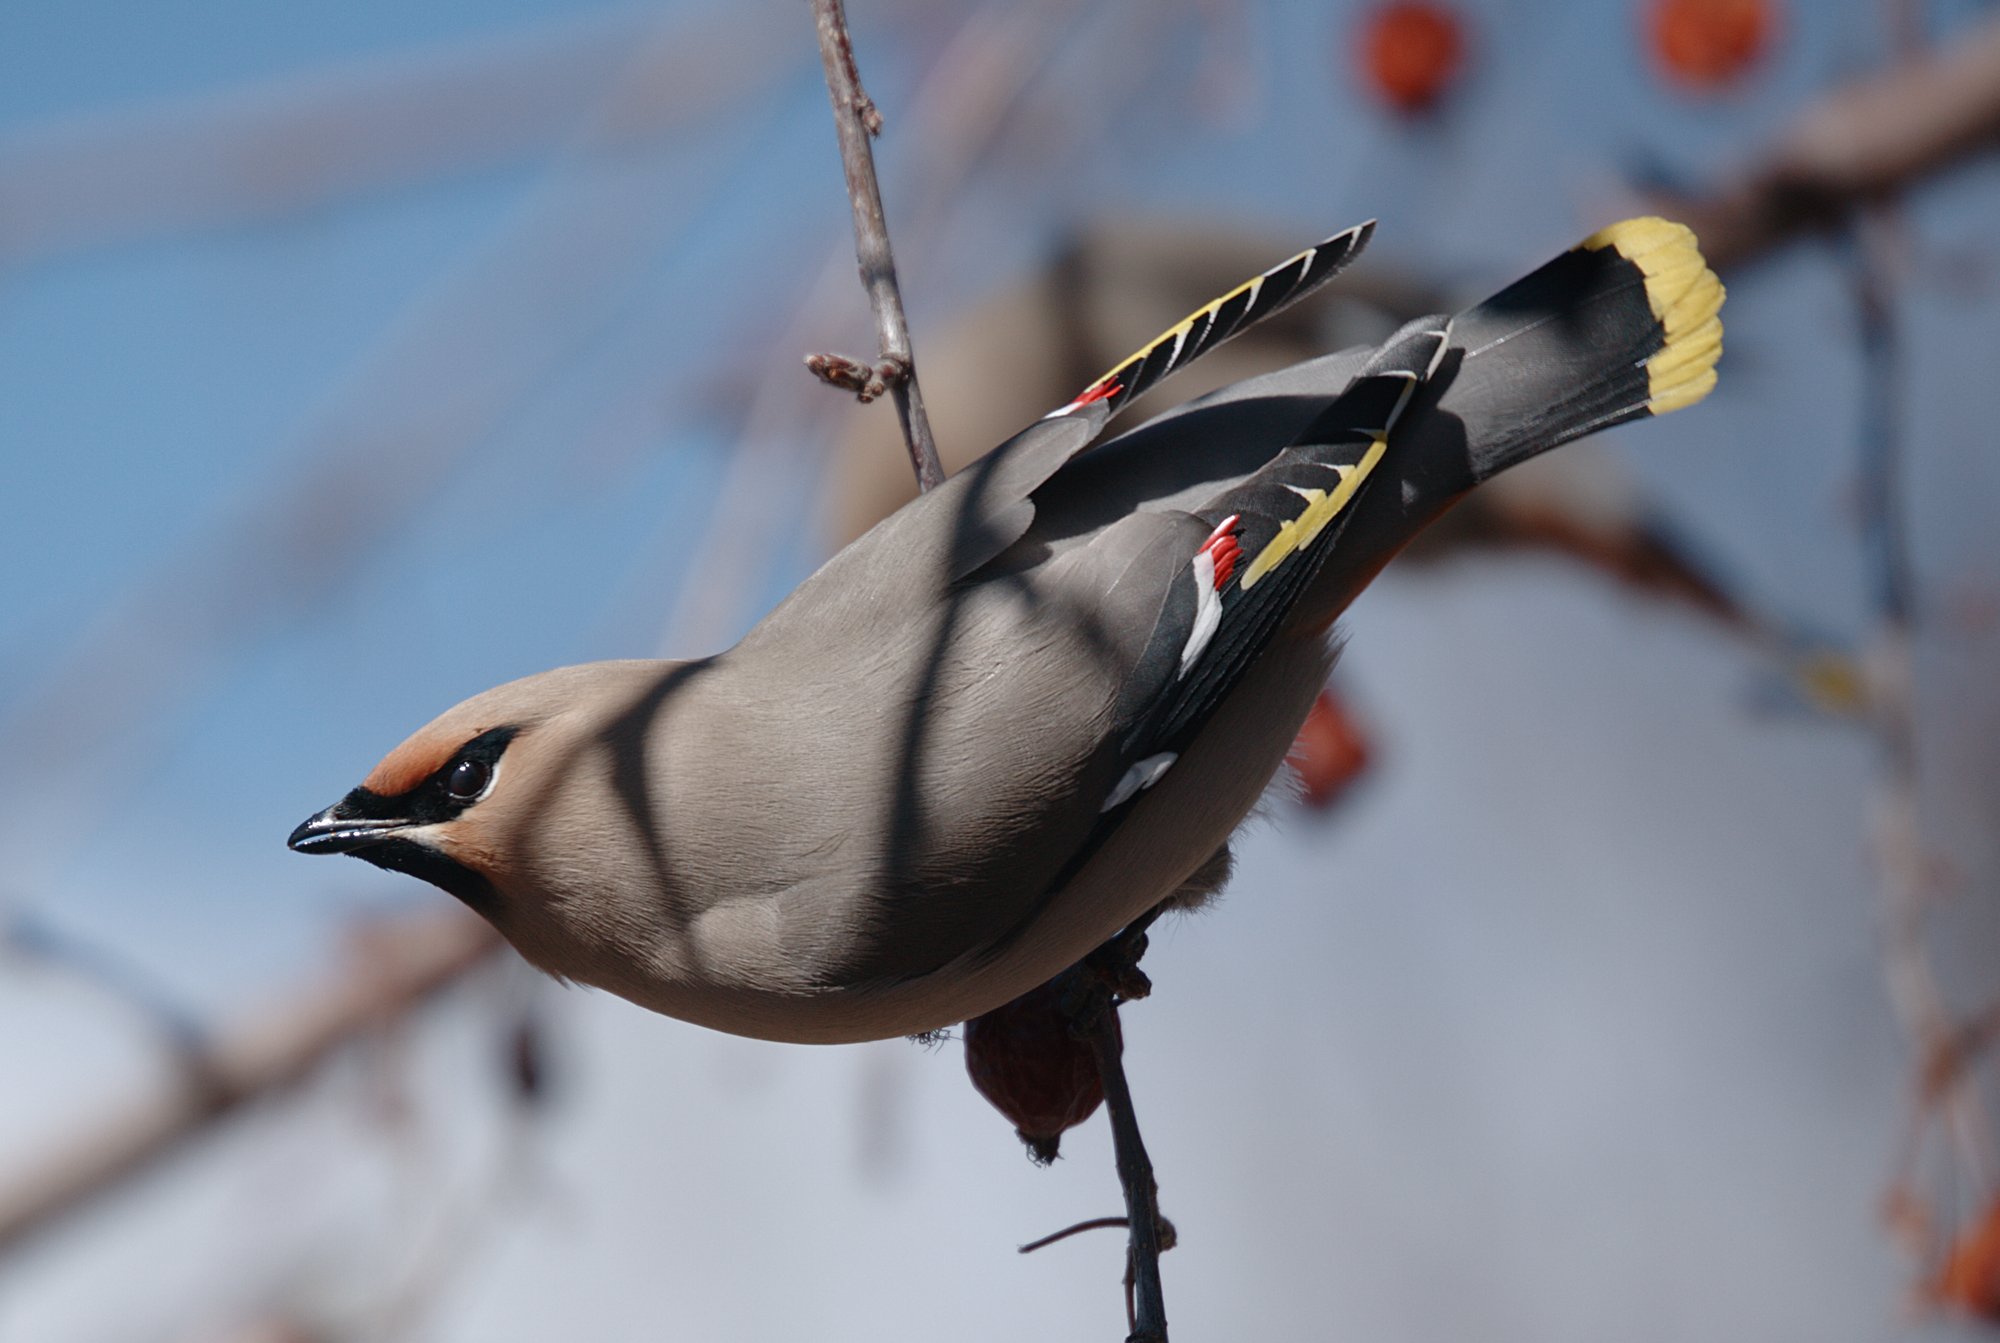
1083 907 1162 1004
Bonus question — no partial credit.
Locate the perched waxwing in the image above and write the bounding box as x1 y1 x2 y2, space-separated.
290 217 1724 1044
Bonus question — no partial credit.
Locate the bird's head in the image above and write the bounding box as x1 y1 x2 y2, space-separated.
288 660 701 985
288 702 522 914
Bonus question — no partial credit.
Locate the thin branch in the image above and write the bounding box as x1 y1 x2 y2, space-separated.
1855 208 2000 1255
1084 1006 1168 1341
3 910 213 1067
1063 914 1172 1343
1020 1216 1132 1254
659 0 1096 656
1850 214 1949 1062
0 910 503 1254
810 0 945 491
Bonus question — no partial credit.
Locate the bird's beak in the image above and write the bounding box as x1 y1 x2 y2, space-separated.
287 791 410 855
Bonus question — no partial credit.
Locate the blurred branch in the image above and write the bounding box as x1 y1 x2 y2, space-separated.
207 1319 324 1343
0 910 502 1256
0 9 793 269
363 1008 545 1342
1851 214 1952 1078
1847 3 2000 1295
810 0 944 491
2 911 214 1071
1651 12 2000 271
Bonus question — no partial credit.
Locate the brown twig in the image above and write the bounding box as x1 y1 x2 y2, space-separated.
803 350 906 403
1085 1006 1168 1342
1019 1216 1132 1254
1062 913 1171 1342
660 0 1098 655
809 0 944 491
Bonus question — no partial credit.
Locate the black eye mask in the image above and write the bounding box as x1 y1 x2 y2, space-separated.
288 726 520 915
362 725 519 827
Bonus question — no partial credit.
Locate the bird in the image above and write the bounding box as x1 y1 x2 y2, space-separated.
290 216 1723 1045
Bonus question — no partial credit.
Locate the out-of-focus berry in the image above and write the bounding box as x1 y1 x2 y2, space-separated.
1647 0 1777 91
1356 2 1466 116
1931 1194 2000 1322
1287 688 1374 811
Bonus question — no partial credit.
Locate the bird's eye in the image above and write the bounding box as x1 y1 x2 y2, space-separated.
446 758 492 801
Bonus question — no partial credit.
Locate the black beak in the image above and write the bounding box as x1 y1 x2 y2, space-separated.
286 785 499 915
288 793 410 855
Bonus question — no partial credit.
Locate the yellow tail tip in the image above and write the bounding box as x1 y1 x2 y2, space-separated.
1581 216 1725 416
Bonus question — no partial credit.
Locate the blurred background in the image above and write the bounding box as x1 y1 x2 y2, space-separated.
2 0 1999 1338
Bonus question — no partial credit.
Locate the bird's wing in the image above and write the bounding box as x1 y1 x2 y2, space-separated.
1071 315 1454 817
910 219 1722 985
944 218 1381 572
1044 220 1379 424
945 317 1451 972
1072 218 1726 810
742 222 1377 653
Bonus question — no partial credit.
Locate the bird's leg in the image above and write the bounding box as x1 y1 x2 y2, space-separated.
1085 905 1161 1003
1064 906 1173 1343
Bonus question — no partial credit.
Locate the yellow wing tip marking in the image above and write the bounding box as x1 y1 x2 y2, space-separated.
1083 249 1312 400
1071 221 1371 407
1239 437 1390 590
1580 216 1726 416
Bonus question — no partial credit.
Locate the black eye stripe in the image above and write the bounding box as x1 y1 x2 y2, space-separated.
337 727 519 830
447 726 519 769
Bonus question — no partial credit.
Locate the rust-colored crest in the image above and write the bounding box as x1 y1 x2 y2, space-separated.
364 727 472 797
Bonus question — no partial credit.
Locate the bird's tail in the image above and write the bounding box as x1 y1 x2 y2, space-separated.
1442 216 1724 485
1297 217 1724 624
